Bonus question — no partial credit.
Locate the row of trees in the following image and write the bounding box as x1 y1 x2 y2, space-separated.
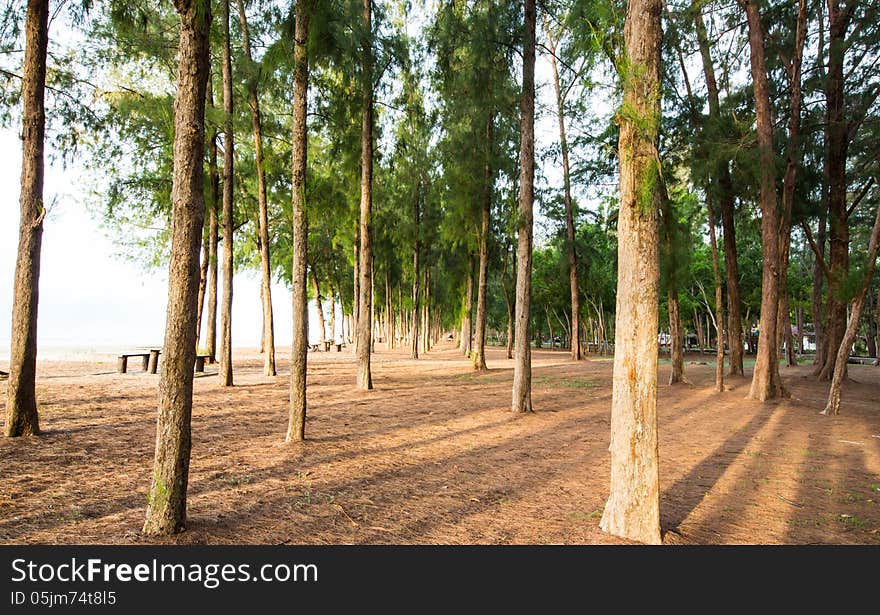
3 0 880 544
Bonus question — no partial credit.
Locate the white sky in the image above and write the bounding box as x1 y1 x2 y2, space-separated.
0 9 592 356
0 126 340 352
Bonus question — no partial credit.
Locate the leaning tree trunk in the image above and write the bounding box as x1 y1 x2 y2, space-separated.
5 0 49 437
694 6 744 376
195 237 208 349
742 0 785 401
600 0 662 545
460 253 474 356
204 91 219 363
143 0 211 535
511 0 535 413
286 0 312 442
356 0 374 390
472 116 493 371
237 0 275 376
823 202 880 415
217 0 234 387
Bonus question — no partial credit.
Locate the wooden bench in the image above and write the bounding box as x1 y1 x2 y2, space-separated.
118 353 151 373
335 343 344 352
194 354 211 372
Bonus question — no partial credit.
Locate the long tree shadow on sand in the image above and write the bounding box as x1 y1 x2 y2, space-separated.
660 405 776 536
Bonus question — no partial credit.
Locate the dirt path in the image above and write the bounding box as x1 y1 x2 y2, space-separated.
1 343 878 544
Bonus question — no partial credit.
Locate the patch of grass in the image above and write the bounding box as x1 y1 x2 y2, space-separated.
532 375 600 390
568 509 602 520
836 514 868 530
226 474 252 487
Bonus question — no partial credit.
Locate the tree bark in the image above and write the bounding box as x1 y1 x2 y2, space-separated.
668 289 685 384
205 83 219 363
472 117 493 371
777 0 807 371
328 279 337 344
868 290 878 359
511 0 536 413
356 0 374 390
411 188 421 359
143 0 211 535
286 0 312 442
812 214 827 364
600 0 662 545
741 0 786 401
352 228 359 352
707 196 725 392
460 253 474 356
817 0 853 381
195 235 208 350
217 0 234 387
237 0 275 376
5 0 49 437
823 202 880 415
310 263 326 342
501 241 515 360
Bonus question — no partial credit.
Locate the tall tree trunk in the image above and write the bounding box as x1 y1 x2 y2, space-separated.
411 194 421 359
501 241 514 360
777 0 807 371
352 229 359 352
741 0 785 401
867 291 878 359
812 214 827 364
5 0 49 437
286 0 312 442
875 287 880 363
694 6 744 376
237 0 275 376
460 253 474 356
143 0 211 535
544 15 582 361
511 0 535 413
217 0 234 387
817 0 852 381
385 269 393 349
472 117 493 371
424 268 431 353
823 202 880 415
668 289 685 384
195 238 208 349
328 280 337 344
694 307 704 352
707 196 725 392
310 263 326 343
356 0 374 390
600 0 662 545
205 85 219 363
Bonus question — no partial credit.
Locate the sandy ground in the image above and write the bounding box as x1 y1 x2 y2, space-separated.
1 342 878 545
